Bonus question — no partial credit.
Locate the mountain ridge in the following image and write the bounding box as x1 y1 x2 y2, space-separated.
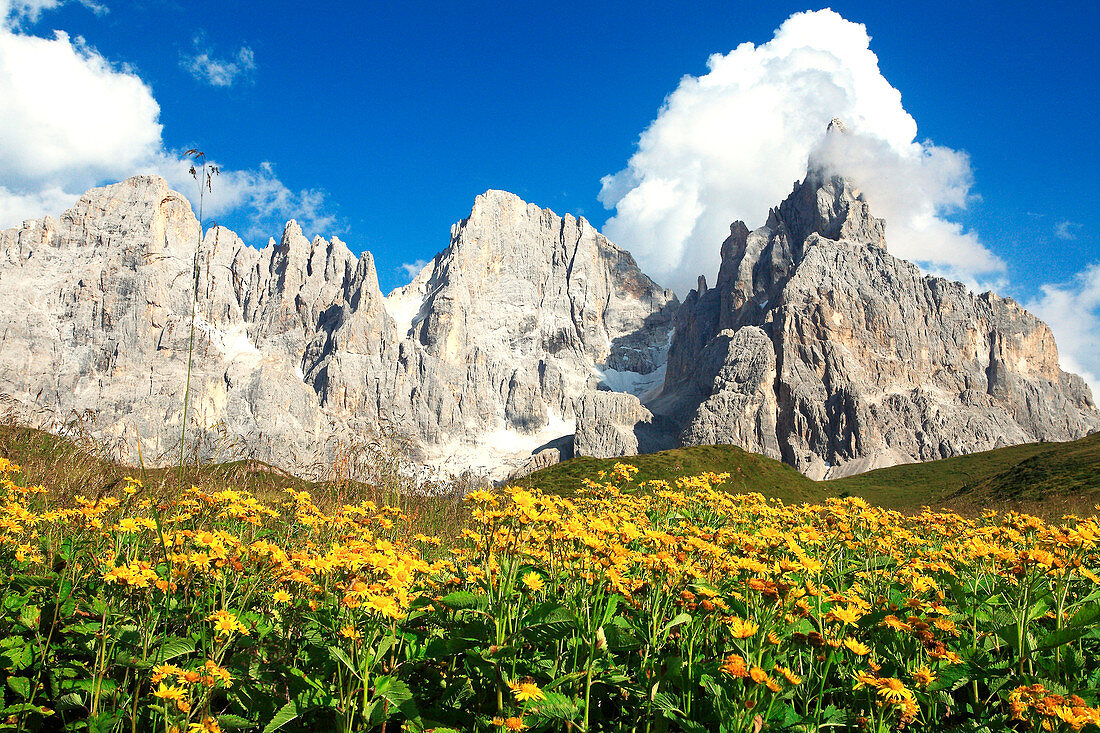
0 150 1096 481
0 176 677 479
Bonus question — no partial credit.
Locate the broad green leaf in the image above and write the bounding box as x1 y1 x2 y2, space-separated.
1069 602 1100 628
262 700 301 733
156 636 196 662
928 664 970 692
5 676 30 700
8 574 58 588
327 646 358 678
1035 626 1091 651
526 690 580 721
659 612 692 637
439 590 488 611
216 714 254 730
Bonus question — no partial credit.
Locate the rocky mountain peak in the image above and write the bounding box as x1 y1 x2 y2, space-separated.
655 156 1100 478
0 177 678 479
1 162 1095 483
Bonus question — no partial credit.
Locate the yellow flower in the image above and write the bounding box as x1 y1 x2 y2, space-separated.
153 683 187 701
521 572 544 593
272 590 292 603
340 625 361 641
843 637 872 656
504 718 526 731
151 663 182 684
827 605 862 625
729 617 759 639
912 666 936 688
721 654 748 678
876 677 912 703
116 518 141 534
775 665 802 686
207 610 247 636
512 680 544 702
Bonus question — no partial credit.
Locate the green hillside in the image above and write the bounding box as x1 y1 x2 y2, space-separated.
513 443 821 504
4 421 1097 519
516 433 1100 517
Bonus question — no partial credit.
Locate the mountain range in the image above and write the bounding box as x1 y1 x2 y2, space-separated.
2 125 1096 480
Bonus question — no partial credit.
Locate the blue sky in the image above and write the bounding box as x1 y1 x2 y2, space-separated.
1 0 1098 385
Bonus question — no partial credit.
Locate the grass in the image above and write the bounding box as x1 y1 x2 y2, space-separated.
0 423 469 544
518 434 1100 518
3 419 1098 526
513 444 820 505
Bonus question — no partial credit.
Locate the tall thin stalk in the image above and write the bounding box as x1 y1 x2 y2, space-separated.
178 150 218 490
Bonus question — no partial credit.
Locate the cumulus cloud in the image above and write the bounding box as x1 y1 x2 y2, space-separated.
810 126 1004 282
1026 263 1100 398
155 158 339 241
600 8 1002 294
182 34 255 88
0 3 334 241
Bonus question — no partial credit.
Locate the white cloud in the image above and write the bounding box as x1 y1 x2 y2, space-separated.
1026 263 1100 398
810 126 1004 282
400 259 428 281
1054 220 1082 240
0 4 334 241
600 8 1002 294
182 34 255 88
1 0 104 29
0 28 162 192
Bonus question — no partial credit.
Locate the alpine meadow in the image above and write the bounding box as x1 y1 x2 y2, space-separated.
0 2 1098 732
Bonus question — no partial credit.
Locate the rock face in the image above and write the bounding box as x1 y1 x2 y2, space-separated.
1 158 1096 482
0 179 676 478
573 391 654 459
653 152 1100 478
305 189 678 472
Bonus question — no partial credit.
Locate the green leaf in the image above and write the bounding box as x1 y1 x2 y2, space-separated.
1069 602 1100 628
439 591 488 611
526 690 580 721
1035 626 1091 651
2 643 33 671
5 676 31 700
373 675 420 725
8 574 58 588
327 646 358 678
16 605 40 631
650 691 684 718
928 664 970 692
374 674 412 707
68 679 118 696
262 700 301 733
659 612 692 638
216 713 255 730
156 637 196 662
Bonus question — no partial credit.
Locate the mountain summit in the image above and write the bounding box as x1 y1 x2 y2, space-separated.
643 157 1100 478
0 159 1095 480
0 178 676 478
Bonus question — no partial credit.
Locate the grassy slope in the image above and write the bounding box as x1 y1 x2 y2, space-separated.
513 444 822 504
0 424 469 541
517 433 1100 517
4 422 1097 519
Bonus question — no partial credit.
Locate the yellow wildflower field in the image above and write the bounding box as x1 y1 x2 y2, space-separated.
1 456 1098 731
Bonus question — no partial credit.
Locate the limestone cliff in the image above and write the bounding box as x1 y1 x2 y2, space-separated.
0 179 676 478
652 159 1100 478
